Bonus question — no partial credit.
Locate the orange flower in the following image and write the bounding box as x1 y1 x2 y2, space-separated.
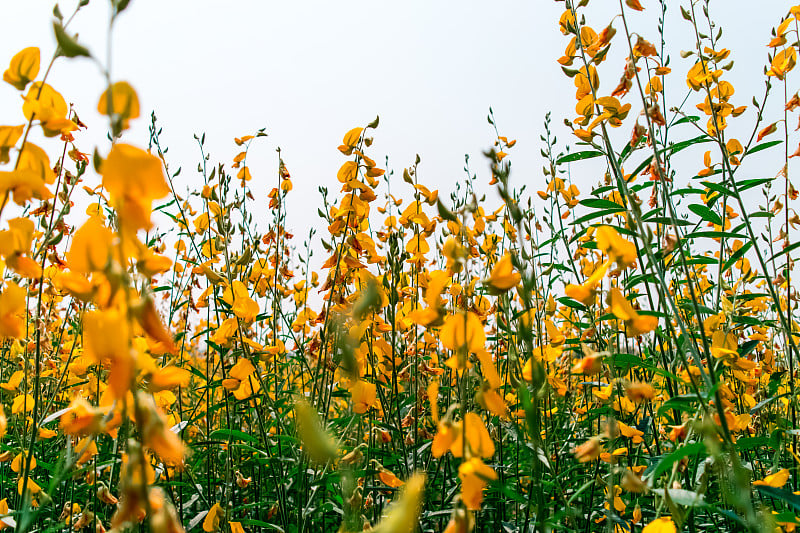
0 218 40 278
573 436 602 463
137 392 185 467
60 397 107 436
572 353 604 375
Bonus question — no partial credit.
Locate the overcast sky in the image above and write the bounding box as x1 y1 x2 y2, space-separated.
0 1 792 248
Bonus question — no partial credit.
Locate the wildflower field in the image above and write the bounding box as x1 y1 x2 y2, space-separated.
2 0 800 532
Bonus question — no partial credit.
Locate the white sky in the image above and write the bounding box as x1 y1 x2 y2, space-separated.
0 1 794 254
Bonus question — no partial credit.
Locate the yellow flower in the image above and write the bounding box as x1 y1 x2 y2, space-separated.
477 386 509 419
432 421 459 458
441 312 485 354
101 143 170 232
10 452 35 473
486 252 521 293
0 218 40 279
203 502 223 533
753 468 790 488
97 81 140 131
372 472 425 533
82 309 133 398
596 226 637 268
350 380 378 414
225 358 260 400
0 142 55 205
17 477 41 496
11 394 34 415
767 47 797 80
643 517 677 533
22 82 77 137
458 458 497 511
3 47 39 91
565 260 610 305
222 280 259 322
0 282 26 338
148 366 191 393
608 288 658 335
452 412 495 459
0 125 24 164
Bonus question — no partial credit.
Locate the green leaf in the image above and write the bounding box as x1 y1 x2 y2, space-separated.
722 240 753 273
613 352 680 381
701 180 736 198
749 392 790 415
648 441 706 480
688 204 722 225
579 198 626 211
733 314 768 327
645 216 693 226
657 395 702 417
572 208 623 226
557 150 604 164
557 296 588 311
674 115 700 125
684 230 748 240
684 255 719 266
738 177 774 192
437 198 458 223
736 436 769 450
237 519 287 530
665 135 712 155
745 140 783 156
113 0 132 14
53 21 91 58
770 240 800 263
755 485 800 514
209 429 261 445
